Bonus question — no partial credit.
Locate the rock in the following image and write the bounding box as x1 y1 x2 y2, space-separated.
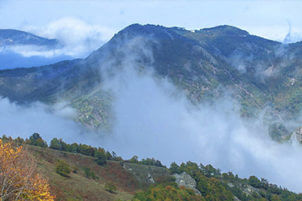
294 127 302 143
147 173 155 183
227 183 234 188
173 172 201 195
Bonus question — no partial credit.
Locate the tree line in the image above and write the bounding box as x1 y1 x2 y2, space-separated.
1 133 164 167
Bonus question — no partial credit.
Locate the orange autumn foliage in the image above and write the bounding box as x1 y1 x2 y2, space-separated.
0 139 55 201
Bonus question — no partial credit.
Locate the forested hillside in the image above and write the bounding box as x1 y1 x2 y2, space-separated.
1 134 301 201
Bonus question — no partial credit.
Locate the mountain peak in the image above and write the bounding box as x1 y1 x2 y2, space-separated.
117 23 172 37
197 25 249 37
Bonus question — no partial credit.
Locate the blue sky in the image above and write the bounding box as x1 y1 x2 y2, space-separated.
0 0 301 57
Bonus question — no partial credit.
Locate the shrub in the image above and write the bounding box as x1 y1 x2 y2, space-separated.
83 167 98 180
169 162 181 174
72 166 78 174
56 160 71 177
0 139 54 200
248 176 261 188
133 184 205 201
26 133 48 147
50 138 67 151
95 151 107 166
105 183 117 194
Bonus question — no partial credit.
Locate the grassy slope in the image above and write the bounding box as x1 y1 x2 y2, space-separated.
28 146 137 201
24 144 302 201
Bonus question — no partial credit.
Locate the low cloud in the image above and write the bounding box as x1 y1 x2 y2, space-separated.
0 98 88 143
0 17 115 63
100 66 302 193
23 17 115 58
1 34 302 194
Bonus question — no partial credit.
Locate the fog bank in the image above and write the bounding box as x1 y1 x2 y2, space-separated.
99 67 302 192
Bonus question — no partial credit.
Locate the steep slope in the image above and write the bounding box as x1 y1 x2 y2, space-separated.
0 24 302 130
86 24 267 115
4 135 302 201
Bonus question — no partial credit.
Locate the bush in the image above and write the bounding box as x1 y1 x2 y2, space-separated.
27 133 48 147
56 160 71 177
50 138 67 151
95 151 107 166
83 167 98 180
248 176 261 188
104 183 117 194
72 166 78 174
169 162 181 174
133 184 205 201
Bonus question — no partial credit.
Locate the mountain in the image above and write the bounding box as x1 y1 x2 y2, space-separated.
0 24 302 134
0 29 59 47
0 29 71 69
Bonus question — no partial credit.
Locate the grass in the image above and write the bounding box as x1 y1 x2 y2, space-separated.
28 145 135 201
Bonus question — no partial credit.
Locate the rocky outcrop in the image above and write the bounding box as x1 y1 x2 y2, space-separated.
293 127 302 143
122 162 170 185
173 172 201 195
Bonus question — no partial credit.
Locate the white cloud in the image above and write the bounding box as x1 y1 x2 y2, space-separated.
246 24 302 43
16 17 115 58
100 67 302 193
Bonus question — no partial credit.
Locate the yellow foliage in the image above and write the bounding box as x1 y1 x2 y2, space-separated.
0 139 55 200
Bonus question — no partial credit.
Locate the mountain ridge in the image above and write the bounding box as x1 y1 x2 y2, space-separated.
0 28 60 47
1 24 302 134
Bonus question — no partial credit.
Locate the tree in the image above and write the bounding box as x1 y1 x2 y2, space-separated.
169 162 181 174
248 176 261 188
129 155 139 163
56 160 71 177
27 133 48 147
78 144 95 156
50 138 67 151
133 184 205 201
0 139 54 200
95 151 107 166
68 143 79 153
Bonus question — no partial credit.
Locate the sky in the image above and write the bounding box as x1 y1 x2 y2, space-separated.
0 0 302 44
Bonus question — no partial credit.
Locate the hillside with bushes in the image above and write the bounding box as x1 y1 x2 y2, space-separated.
1 133 302 201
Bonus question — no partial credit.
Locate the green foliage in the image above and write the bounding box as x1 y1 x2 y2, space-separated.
248 176 262 188
26 133 48 147
133 183 205 201
83 167 98 180
104 183 117 194
48 138 120 166
56 160 71 177
140 158 164 167
169 162 182 174
95 151 107 166
50 138 67 151
127 155 165 167
129 155 139 163
5 135 302 201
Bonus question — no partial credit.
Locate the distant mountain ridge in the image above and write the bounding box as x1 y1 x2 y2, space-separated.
0 29 70 69
0 29 59 47
0 24 302 134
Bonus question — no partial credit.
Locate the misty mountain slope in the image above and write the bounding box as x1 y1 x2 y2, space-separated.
0 29 59 47
87 24 267 114
0 24 302 130
177 25 302 118
0 59 101 103
0 29 72 69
